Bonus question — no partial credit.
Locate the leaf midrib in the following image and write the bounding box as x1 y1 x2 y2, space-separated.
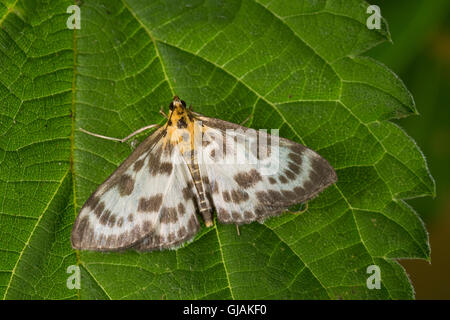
70 4 81 300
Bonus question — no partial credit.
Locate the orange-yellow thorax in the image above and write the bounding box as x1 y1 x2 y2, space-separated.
164 100 195 154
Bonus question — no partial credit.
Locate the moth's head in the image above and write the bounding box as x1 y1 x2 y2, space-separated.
167 96 191 130
169 96 187 113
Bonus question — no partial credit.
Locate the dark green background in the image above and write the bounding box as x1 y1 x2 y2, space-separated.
370 0 450 299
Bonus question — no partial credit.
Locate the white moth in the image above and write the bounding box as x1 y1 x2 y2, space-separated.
71 96 337 251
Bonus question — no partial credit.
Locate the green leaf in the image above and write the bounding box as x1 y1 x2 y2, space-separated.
0 0 435 300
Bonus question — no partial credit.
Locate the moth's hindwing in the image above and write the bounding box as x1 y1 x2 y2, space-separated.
195 116 337 224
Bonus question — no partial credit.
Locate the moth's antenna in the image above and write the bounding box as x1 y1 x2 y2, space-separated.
163 108 174 134
79 124 160 143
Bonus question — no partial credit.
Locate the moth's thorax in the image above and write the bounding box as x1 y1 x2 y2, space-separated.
165 101 195 153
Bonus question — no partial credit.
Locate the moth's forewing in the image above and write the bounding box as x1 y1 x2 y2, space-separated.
71 127 202 251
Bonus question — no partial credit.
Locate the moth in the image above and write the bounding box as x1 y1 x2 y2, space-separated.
71 96 337 251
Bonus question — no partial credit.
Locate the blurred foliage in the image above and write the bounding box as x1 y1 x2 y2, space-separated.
369 0 450 223
368 0 450 299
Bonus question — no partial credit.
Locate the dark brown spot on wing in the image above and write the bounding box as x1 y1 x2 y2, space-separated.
311 156 337 185
118 174 135 196
289 144 306 154
160 207 178 224
159 162 173 175
85 194 100 210
94 201 105 218
268 190 285 202
143 220 153 233
217 208 230 221
138 194 163 212
148 147 163 176
128 213 134 222
107 213 116 228
233 169 262 189
188 215 198 230
231 189 249 203
177 203 186 216
293 186 306 198
82 225 94 245
118 232 128 246
133 159 145 172
163 140 174 156
72 216 90 246
182 182 194 200
279 175 288 184
244 211 253 219
256 190 284 205
177 226 187 238
117 217 124 228
231 211 241 220
203 176 218 194
284 169 296 181
100 210 112 226
281 189 297 200
288 152 302 164
268 177 277 184
288 162 300 174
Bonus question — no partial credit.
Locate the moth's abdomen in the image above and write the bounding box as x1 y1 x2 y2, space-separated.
186 151 213 227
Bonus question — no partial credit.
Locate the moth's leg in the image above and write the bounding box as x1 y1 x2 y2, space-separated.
235 224 240 236
289 202 309 215
159 106 168 118
79 124 160 143
240 113 252 126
